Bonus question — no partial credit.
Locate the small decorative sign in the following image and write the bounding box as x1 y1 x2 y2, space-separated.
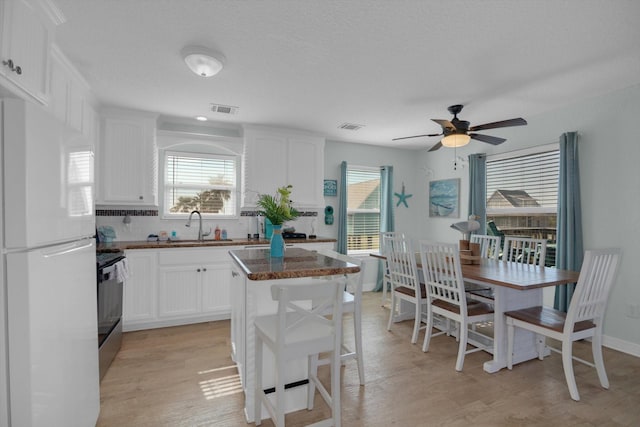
324 179 337 196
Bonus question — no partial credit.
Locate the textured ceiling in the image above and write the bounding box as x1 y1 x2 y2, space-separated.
54 0 640 148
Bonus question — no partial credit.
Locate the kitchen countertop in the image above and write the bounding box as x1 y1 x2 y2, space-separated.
96 237 336 253
228 247 359 281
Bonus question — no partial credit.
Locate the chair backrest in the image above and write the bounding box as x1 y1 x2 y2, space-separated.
315 249 365 297
384 234 420 292
418 241 466 311
380 232 405 255
503 236 547 266
270 280 345 347
469 234 501 260
565 248 621 334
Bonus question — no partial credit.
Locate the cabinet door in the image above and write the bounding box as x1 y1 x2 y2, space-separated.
287 137 324 207
201 262 232 315
123 251 157 326
230 265 246 386
243 132 287 206
100 114 157 205
157 265 200 318
0 0 51 103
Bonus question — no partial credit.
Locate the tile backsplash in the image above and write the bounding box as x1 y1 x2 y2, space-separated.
96 207 330 241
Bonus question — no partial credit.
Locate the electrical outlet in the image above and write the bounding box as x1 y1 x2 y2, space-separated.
625 303 640 319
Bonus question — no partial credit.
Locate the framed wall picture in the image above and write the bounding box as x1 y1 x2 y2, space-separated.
324 179 337 196
429 178 460 218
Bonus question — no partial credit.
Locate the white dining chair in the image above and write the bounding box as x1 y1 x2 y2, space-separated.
419 241 495 371
385 234 427 344
254 280 345 427
468 236 547 304
503 236 547 266
314 248 366 385
380 231 404 308
465 234 501 303
505 248 621 401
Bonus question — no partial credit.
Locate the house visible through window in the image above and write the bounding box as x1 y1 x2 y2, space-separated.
486 145 559 265
346 166 380 253
163 151 237 217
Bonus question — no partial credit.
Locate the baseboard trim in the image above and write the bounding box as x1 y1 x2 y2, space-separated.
603 335 640 358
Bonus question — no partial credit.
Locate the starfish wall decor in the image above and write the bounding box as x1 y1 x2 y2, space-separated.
395 182 412 208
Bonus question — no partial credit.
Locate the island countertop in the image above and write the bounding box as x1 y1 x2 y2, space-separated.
228 247 360 281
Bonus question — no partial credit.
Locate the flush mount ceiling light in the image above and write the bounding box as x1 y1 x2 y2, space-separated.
441 133 471 148
195 116 208 121
181 46 225 77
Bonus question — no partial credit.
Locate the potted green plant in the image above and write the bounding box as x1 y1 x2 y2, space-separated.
256 185 300 257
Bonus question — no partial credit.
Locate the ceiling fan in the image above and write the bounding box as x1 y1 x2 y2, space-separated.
393 104 527 152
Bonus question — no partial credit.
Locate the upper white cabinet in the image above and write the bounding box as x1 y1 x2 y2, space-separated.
242 126 325 208
98 109 158 206
49 45 96 139
0 0 57 104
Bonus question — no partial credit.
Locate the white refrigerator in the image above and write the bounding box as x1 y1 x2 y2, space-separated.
1 98 100 427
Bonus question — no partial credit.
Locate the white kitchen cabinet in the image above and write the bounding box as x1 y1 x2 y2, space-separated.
49 45 97 138
242 126 324 208
98 109 158 205
0 0 56 104
122 249 158 329
229 263 246 386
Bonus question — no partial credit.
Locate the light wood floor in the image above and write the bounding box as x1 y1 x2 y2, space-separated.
98 293 640 426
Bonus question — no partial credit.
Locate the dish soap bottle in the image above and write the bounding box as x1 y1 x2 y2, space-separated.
214 225 221 240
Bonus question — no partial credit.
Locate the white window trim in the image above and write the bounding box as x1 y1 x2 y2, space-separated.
487 142 559 162
159 148 241 219
346 164 381 254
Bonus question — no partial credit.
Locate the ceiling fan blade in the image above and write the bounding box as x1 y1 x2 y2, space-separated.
469 133 506 145
392 133 441 141
470 117 527 132
432 119 455 130
428 141 443 152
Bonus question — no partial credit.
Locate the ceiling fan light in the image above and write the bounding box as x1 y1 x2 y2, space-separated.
181 46 225 77
441 133 471 148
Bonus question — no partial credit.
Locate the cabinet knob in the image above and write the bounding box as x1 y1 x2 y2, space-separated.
139 195 144 200
231 271 238 277
2 59 21 75
197 268 201 272
203 268 207 272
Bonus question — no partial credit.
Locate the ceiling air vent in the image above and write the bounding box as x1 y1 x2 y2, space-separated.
338 122 364 131
210 103 239 115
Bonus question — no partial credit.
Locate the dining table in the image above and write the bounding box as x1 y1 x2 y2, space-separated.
371 253 580 373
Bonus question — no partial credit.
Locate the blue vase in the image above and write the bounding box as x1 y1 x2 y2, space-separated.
270 225 285 258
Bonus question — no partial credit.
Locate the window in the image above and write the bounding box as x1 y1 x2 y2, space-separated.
486 144 559 264
346 166 380 253
162 150 238 217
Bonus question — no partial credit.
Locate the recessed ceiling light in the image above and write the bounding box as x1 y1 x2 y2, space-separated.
195 116 208 121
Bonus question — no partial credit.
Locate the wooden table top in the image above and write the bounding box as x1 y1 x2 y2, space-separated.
371 253 579 290
229 247 360 281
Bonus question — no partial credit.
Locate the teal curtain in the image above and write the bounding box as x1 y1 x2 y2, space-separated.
554 132 583 311
468 154 487 235
375 165 394 291
337 161 348 254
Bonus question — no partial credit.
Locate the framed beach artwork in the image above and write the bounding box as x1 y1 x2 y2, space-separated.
429 178 460 218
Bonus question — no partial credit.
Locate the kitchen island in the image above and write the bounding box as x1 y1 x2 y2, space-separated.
228 247 359 423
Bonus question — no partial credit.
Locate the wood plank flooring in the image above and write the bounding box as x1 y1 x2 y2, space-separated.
97 293 640 426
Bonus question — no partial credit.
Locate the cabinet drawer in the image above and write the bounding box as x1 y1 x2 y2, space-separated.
158 246 243 265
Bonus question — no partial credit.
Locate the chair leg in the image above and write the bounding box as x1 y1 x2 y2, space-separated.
275 352 286 426
561 339 580 401
331 348 342 427
591 332 610 389
386 292 395 331
422 309 433 352
381 276 388 307
455 324 467 372
307 354 318 410
506 319 514 370
354 305 365 385
254 334 263 426
411 298 421 344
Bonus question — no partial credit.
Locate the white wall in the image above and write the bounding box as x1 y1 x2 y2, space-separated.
416 84 640 355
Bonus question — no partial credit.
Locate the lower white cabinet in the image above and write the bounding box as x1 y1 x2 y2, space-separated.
122 249 158 327
123 246 240 331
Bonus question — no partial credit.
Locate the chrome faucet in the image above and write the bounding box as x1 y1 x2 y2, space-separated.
185 210 211 241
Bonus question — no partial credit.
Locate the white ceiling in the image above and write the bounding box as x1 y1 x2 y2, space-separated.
54 0 640 149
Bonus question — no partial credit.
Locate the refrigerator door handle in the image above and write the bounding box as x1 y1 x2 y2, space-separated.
43 241 93 258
